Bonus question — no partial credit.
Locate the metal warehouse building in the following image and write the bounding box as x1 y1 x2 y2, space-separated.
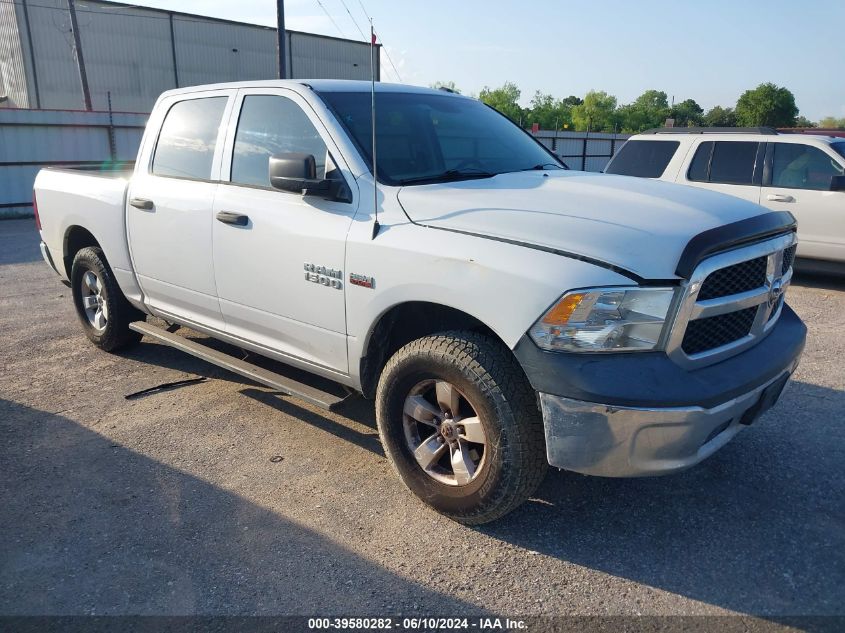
0 0 377 112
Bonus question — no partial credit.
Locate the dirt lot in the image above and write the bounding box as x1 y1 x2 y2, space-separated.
1 218 843 624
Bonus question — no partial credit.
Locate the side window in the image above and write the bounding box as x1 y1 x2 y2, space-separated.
231 95 333 188
687 141 758 185
605 140 679 178
709 142 759 185
152 97 227 180
771 143 844 190
687 142 713 182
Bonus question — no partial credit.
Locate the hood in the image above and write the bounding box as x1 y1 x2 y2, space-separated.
397 170 773 280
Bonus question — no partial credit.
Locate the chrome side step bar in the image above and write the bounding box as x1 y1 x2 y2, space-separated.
129 321 350 411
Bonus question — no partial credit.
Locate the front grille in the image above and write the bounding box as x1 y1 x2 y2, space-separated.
768 296 785 322
698 256 767 300
782 245 797 274
667 232 796 367
681 307 757 355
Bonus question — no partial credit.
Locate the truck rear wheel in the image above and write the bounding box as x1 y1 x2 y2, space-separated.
375 331 547 524
70 246 144 352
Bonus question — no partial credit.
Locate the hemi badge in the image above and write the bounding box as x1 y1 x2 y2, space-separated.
349 273 375 289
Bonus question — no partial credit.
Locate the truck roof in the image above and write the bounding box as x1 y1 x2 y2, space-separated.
158 79 465 100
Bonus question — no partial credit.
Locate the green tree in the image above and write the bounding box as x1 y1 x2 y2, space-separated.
478 82 523 123
735 82 798 127
793 116 816 128
528 91 574 130
618 89 670 132
670 98 704 127
571 91 618 132
431 81 461 94
819 116 845 129
703 106 737 127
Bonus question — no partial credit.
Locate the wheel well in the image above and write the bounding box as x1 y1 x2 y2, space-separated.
63 226 100 278
359 302 507 399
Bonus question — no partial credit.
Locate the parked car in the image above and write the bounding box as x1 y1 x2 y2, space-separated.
34 81 806 523
605 128 845 266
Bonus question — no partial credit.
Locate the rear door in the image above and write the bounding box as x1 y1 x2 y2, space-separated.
211 88 358 374
682 140 764 203
761 141 845 261
127 90 236 329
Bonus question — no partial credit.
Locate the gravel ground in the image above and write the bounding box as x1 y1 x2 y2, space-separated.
1 218 843 625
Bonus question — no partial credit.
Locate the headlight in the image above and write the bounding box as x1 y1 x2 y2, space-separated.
529 287 676 352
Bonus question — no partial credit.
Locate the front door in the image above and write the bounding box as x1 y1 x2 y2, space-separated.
211 89 358 374
761 142 845 261
127 91 236 329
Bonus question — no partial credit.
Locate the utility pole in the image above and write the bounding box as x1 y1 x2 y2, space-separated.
66 0 92 110
276 0 286 78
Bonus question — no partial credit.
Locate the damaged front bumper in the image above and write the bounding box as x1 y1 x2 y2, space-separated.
539 364 798 477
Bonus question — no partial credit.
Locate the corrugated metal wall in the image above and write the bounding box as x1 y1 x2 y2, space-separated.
0 0 30 108
173 16 279 90
0 0 375 113
0 108 146 217
76 3 178 112
19 0 85 110
290 31 372 80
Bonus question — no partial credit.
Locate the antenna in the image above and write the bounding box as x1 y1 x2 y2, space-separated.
370 20 380 240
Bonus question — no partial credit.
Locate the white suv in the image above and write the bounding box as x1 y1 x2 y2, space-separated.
605 128 845 265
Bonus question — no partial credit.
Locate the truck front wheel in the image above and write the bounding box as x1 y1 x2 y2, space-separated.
375 331 547 524
70 247 143 352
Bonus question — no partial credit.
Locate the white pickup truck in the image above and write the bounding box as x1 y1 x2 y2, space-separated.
34 80 806 523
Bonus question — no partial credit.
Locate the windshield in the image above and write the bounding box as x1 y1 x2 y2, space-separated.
318 91 562 185
832 142 845 162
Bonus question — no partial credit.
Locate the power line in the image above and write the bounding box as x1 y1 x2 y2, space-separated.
336 0 366 41
356 0 370 21
380 40 402 83
354 0 402 82
313 0 345 37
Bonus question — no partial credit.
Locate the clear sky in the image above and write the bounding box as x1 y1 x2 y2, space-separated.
130 0 844 121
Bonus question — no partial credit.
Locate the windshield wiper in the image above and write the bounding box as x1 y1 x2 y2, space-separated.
516 162 565 172
397 169 497 186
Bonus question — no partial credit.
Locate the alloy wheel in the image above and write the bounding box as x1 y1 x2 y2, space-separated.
402 379 487 486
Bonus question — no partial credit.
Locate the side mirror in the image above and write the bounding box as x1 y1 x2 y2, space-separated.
269 153 320 192
831 174 845 192
269 153 349 201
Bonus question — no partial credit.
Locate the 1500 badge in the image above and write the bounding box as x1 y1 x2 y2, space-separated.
304 263 343 289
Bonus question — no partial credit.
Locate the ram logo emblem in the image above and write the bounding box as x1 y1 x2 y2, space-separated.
304 263 343 290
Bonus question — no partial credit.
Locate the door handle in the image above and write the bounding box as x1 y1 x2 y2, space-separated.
129 197 154 210
216 211 249 226
767 193 795 203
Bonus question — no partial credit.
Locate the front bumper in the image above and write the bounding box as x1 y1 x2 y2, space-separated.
540 364 797 477
521 304 807 477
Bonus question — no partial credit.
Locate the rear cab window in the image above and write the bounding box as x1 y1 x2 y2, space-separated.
687 141 761 185
605 140 679 178
152 97 228 180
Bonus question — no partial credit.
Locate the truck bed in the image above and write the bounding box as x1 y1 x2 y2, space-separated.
34 164 139 301
45 162 135 179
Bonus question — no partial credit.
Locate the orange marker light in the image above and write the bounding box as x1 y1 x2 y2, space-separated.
542 293 586 325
